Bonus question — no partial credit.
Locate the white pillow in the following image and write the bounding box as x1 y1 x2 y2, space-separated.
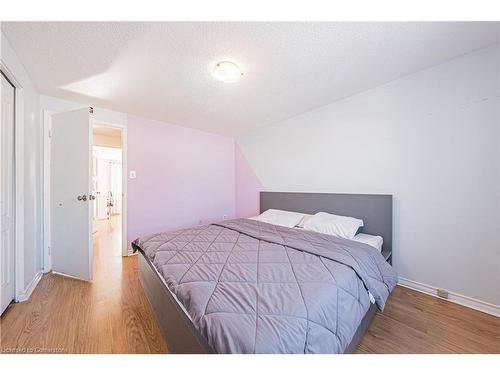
253 209 306 228
303 212 363 239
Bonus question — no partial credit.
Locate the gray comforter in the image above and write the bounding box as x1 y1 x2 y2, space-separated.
134 219 398 354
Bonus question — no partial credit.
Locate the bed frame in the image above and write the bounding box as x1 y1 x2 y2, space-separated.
139 191 393 354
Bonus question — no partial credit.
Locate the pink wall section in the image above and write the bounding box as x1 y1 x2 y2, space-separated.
127 115 236 244
235 144 263 218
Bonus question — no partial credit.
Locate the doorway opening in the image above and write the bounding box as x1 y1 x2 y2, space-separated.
92 125 123 259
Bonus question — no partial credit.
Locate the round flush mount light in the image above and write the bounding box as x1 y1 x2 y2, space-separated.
212 61 243 83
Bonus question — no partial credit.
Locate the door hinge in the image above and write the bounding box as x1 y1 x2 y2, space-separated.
48 246 51 255
48 129 52 138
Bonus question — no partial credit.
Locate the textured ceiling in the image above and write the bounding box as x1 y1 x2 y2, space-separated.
2 22 498 136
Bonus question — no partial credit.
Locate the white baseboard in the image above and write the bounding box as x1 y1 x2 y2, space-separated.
16 271 43 302
127 247 136 256
398 277 500 318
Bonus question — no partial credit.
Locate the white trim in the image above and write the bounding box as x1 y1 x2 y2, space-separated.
1 59 25 303
121 125 128 257
127 248 137 256
87 110 94 279
14 86 25 302
16 271 42 302
398 277 500 318
42 110 55 273
0 60 22 87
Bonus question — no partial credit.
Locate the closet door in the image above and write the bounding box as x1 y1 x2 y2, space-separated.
1 72 15 315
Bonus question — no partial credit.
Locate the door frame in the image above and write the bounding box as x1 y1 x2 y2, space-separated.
42 109 55 272
43 114 129 268
92 120 128 257
0 60 25 303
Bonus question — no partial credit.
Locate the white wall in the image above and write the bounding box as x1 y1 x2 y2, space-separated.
238 45 500 305
1 31 42 291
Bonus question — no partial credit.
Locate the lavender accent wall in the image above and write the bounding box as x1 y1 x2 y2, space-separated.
127 115 236 244
235 144 263 218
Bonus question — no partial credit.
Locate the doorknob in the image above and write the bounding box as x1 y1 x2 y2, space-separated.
77 194 88 201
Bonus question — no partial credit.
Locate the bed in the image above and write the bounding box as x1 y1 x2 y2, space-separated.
133 192 396 354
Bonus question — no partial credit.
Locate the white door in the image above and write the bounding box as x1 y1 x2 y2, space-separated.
1 73 15 315
51 108 93 280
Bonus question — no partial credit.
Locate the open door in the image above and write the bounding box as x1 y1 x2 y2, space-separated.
51 107 93 280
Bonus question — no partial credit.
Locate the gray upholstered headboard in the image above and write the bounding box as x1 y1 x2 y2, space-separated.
260 192 393 253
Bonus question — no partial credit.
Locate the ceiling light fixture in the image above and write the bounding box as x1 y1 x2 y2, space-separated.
212 61 243 83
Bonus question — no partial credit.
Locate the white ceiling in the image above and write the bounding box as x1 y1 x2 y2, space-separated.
2 22 498 136
93 124 122 139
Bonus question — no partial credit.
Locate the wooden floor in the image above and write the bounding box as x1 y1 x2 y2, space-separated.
358 287 499 353
1 218 498 353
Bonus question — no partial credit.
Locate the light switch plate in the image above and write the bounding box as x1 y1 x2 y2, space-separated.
129 170 137 179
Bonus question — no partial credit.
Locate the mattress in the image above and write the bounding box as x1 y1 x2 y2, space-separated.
352 233 383 252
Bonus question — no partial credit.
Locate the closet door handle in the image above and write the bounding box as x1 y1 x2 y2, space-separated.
77 194 88 201
89 195 96 201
